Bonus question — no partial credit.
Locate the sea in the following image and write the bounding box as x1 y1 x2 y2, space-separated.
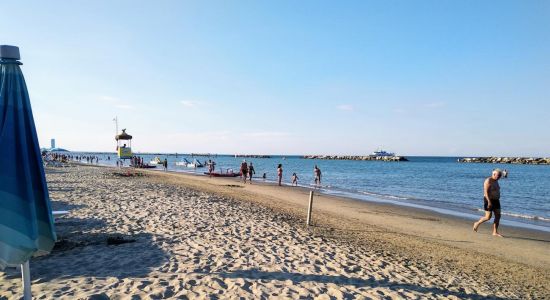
68 153 550 232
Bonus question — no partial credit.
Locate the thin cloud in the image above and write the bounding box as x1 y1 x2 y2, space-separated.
336 104 354 111
99 96 120 103
115 104 135 110
425 101 446 108
242 131 290 138
99 96 135 110
180 100 202 108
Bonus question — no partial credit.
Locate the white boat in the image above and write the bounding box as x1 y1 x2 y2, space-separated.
175 158 204 168
371 149 395 157
149 157 162 165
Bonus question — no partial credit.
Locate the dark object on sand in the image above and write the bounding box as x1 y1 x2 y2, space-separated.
112 171 145 177
204 172 240 177
133 164 156 169
106 236 136 245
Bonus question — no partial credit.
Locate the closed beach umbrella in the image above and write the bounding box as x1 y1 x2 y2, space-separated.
0 45 56 298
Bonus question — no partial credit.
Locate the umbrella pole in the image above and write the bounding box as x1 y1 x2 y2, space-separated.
21 261 32 300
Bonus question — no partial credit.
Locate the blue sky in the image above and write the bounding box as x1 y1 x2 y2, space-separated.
1 1 549 156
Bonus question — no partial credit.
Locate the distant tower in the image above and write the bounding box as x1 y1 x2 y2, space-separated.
51 139 56 149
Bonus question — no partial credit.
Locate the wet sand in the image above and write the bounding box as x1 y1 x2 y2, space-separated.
0 164 548 299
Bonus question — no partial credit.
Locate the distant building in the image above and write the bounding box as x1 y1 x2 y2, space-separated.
41 138 69 153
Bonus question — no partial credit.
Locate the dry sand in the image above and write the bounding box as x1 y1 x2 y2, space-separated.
1 164 548 299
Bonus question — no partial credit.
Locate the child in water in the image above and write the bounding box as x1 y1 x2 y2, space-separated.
291 173 298 186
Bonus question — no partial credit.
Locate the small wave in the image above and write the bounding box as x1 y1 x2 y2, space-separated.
502 212 550 222
475 209 550 222
359 190 411 201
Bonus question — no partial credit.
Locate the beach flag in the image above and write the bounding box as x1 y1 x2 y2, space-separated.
0 45 57 299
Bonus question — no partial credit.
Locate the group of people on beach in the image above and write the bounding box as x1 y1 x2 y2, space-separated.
44 153 101 164
235 161 323 188
239 160 256 184
275 164 322 187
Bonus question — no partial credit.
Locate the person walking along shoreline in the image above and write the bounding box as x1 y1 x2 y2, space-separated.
473 169 504 237
248 162 255 184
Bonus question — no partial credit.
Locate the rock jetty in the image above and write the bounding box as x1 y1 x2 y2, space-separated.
235 154 272 159
303 155 408 162
458 157 550 165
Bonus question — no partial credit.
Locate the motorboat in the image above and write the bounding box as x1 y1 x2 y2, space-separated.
149 157 162 165
204 167 239 177
133 164 157 169
204 171 240 177
371 149 395 157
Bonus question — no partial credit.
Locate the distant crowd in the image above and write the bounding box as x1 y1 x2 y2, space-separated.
236 160 322 188
43 153 324 188
42 153 109 165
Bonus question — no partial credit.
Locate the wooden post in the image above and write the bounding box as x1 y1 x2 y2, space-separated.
306 191 314 226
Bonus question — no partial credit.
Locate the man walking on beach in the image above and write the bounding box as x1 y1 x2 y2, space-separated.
248 162 255 184
240 160 248 184
473 169 503 237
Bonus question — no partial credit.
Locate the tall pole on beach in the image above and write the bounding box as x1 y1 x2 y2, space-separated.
306 191 314 226
113 116 118 135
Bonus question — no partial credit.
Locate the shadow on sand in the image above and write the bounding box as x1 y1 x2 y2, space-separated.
5 214 169 283
312 224 475 244
49 199 87 212
213 269 506 300
505 235 550 243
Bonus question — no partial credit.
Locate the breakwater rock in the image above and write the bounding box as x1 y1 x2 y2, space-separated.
235 154 272 159
303 155 408 162
458 157 550 165
189 153 217 157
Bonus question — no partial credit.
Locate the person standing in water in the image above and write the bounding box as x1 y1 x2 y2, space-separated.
291 173 298 186
240 160 248 184
277 164 283 186
473 169 504 237
163 158 168 171
314 165 322 187
248 162 256 184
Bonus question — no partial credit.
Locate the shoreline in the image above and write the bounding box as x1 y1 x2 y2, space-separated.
89 161 550 233
321 188 550 233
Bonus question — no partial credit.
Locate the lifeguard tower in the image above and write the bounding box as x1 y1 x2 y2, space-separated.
115 129 132 159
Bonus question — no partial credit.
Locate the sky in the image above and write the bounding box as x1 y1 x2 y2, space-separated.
1 1 549 156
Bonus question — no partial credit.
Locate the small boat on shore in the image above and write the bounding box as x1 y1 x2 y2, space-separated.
176 158 204 168
149 157 162 165
204 172 240 177
133 164 157 169
204 169 240 177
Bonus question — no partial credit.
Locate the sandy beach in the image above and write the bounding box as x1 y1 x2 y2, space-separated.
1 164 548 299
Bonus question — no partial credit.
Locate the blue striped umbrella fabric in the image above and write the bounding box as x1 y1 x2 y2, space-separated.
0 45 56 269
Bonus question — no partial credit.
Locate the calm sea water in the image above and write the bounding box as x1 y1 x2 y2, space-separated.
70 153 550 232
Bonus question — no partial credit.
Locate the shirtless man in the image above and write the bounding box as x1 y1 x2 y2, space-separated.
473 169 503 237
